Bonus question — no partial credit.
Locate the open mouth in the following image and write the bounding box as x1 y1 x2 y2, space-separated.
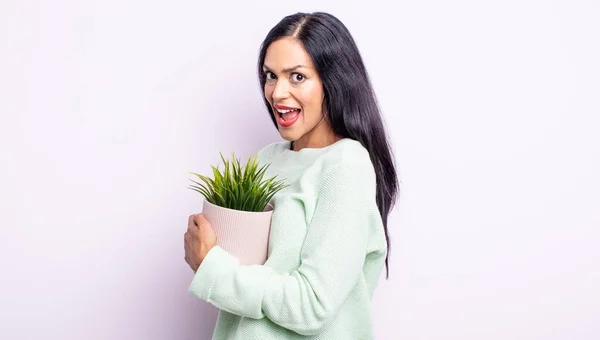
273 104 302 127
276 108 301 122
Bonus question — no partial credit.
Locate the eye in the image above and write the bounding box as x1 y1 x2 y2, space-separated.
265 71 276 81
291 73 305 83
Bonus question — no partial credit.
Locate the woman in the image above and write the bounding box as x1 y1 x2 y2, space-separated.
184 12 399 339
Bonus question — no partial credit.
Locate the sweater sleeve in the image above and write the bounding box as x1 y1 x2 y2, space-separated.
188 161 377 336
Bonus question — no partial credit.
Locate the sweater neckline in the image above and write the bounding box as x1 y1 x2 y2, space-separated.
284 138 351 154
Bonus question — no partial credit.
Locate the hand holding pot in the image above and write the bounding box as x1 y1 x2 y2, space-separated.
188 152 284 266
184 213 217 272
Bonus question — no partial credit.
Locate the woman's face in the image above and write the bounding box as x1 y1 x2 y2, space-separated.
263 37 333 148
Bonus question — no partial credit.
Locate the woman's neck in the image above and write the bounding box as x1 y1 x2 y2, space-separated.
291 117 343 151
292 134 343 151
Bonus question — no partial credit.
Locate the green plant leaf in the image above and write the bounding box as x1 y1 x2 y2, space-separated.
188 152 288 212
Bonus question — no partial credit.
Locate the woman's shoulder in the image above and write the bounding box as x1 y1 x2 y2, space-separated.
323 138 373 170
316 139 377 201
318 138 376 187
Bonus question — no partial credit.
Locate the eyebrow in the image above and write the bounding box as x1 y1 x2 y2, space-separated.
262 64 307 73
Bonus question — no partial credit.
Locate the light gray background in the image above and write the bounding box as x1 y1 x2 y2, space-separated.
1 0 599 339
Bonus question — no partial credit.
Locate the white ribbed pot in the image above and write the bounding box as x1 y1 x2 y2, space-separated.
201 200 274 265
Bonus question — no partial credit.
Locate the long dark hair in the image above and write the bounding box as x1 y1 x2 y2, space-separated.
257 12 399 278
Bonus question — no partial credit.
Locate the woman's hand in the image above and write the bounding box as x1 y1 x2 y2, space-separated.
184 213 217 273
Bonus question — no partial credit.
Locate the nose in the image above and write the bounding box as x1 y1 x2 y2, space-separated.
271 78 290 102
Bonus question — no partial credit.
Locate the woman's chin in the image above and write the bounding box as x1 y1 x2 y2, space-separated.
278 129 299 141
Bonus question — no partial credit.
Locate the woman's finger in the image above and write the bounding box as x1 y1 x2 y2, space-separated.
193 213 207 229
189 214 201 231
185 232 192 251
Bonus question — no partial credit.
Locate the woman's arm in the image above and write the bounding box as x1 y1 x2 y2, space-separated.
188 161 379 336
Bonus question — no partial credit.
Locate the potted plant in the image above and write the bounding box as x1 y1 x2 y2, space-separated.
188 153 288 265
